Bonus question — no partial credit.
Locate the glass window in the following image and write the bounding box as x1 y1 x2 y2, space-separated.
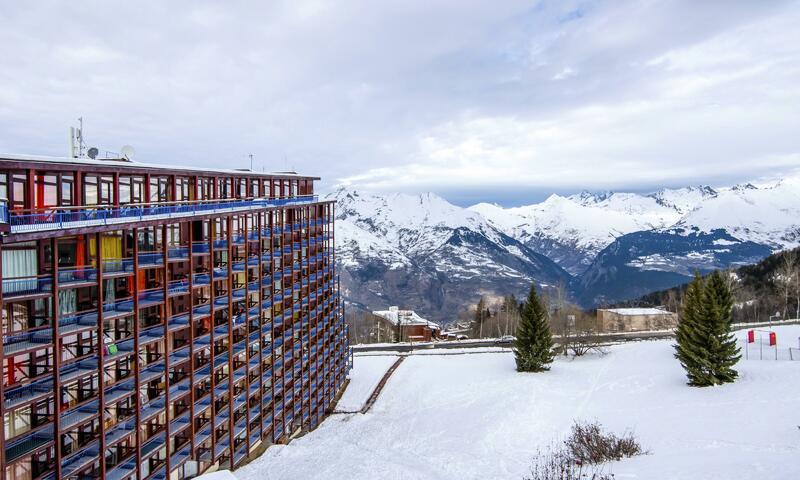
61 174 74 206
176 177 191 201
0 173 7 201
11 173 27 211
35 174 58 208
84 174 113 206
84 175 99 206
150 176 170 203
197 177 213 200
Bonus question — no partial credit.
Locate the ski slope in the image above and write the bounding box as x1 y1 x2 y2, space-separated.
223 327 800 479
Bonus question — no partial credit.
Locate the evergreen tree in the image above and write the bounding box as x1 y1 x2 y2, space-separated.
674 273 712 386
702 270 741 383
675 271 740 386
514 284 554 372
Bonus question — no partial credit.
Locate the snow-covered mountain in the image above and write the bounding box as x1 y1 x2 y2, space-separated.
469 186 718 274
329 189 570 321
331 175 800 316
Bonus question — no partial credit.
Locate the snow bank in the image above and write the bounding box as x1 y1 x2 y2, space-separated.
236 327 800 480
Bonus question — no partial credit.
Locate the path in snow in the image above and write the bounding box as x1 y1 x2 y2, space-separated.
333 355 399 413
231 327 800 480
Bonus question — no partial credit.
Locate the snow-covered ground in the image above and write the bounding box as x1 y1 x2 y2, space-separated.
226 327 800 480
334 354 399 412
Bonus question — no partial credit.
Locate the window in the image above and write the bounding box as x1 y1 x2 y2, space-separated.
238 178 247 198
119 175 144 204
197 177 213 200
0 173 7 201
34 174 58 209
176 177 191 201
217 178 232 199
61 174 74 206
150 176 170 203
84 174 113 206
11 173 27 211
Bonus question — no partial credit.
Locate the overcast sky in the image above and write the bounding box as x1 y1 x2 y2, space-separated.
1 1 799 205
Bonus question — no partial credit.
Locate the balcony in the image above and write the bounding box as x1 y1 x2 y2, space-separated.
5 195 320 234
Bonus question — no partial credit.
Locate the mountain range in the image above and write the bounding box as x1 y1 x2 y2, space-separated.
329 175 800 323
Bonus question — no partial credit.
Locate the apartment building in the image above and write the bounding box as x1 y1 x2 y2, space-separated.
0 153 351 480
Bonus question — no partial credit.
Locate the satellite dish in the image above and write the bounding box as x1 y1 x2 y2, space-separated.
120 145 136 160
87 147 99 159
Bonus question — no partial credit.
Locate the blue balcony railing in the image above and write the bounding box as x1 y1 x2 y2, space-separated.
6 195 319 233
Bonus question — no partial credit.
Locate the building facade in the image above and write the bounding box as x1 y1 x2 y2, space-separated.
597 307 678 332
371 307 440 343
0 153 351 480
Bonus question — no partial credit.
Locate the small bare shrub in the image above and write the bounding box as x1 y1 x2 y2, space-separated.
524 444 613 480
524 421 645 480
565 421 644 464
568 333 606 357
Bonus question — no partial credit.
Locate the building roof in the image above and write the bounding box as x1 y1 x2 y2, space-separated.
600 308 674 316
372 307 441 330
0 152 319 180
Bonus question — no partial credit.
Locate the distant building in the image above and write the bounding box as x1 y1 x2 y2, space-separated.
597 307 678 332
371 306 441 342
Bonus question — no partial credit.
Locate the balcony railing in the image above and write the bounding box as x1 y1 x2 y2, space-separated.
4 195 320 233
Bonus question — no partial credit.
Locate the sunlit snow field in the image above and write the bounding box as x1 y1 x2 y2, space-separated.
228 327 800 480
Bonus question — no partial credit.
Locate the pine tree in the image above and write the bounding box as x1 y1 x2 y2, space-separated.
674 273 713 386
514 284 554 372
702 270 741 383
675 271 740 386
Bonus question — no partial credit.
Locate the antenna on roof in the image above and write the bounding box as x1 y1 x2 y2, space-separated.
248 153 254 171
69 117 86 158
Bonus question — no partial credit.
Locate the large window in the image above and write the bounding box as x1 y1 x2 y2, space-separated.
119 175 145 204
197 177 213 200
176 176 191 201
84 174 114 206
217 178 232 199
149 176 171 203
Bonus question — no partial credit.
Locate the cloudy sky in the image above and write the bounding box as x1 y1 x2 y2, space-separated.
1 1 799 205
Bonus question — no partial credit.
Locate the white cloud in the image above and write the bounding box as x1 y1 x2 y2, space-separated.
0 0 798 201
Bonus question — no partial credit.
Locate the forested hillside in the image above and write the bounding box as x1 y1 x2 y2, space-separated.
616 247 800 323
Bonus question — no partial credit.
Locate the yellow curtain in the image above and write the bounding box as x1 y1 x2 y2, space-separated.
88 235 123 260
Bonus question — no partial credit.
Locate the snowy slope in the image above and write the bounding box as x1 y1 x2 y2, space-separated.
234 326 800 480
